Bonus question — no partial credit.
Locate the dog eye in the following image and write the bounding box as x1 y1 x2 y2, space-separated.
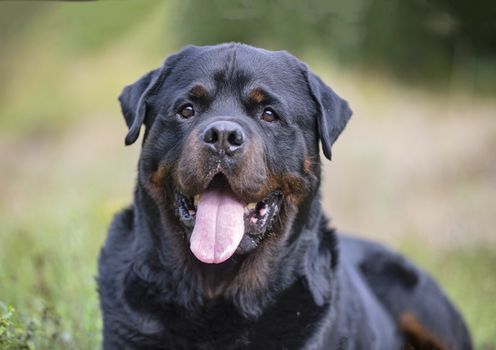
261 108 277 122
178 104 195 118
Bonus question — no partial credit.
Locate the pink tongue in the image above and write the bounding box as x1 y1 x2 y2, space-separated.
190 186 245 264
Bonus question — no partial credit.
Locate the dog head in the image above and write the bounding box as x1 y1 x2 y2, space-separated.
119 43 351 268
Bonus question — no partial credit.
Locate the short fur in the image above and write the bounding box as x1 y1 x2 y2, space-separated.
98 43 472 349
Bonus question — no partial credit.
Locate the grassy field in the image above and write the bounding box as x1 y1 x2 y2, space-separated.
1 2 495 349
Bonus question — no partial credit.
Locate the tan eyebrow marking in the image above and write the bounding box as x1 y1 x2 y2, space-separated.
190 84 208 98
248 88 267 104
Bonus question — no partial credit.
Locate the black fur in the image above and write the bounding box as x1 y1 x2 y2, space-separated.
98 43 472 349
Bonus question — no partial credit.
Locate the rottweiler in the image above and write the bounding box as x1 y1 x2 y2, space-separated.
98 43 472 349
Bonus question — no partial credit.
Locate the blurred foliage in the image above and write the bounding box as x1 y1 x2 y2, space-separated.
0 302 74 350
438 0 496 53
0 0 495 134
0 1 162 57
0 0 167 135
172 0 496 91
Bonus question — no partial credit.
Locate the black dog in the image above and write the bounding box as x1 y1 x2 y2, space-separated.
98 43 472 349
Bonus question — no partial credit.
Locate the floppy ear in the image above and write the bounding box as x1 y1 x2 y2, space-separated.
119 69 161 145
304 68 352 160
119 48 191 145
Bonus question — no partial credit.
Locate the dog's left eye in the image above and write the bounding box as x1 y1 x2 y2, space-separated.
178 104 195 118
261 108 277 122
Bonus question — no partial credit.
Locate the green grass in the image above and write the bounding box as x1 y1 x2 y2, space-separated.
0 178 113 349
0 302 74 350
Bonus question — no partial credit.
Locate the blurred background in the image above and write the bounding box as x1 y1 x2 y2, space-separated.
0 1 494 349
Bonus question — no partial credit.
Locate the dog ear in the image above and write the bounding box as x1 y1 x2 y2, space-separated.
119 48 193 145
119 69 160 145
304 68 352 160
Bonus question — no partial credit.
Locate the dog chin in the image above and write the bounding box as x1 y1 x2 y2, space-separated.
173 173 283 264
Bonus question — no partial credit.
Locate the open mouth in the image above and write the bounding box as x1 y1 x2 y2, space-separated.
174 174 282 264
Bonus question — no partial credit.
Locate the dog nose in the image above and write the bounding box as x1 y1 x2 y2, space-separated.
202 121 245 155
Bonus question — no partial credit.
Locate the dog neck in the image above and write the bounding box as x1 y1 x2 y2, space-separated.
129 183 337 318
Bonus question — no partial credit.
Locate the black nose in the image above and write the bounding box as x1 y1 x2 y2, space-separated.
202 120 245 155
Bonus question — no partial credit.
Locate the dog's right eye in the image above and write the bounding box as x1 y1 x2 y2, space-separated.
261 108 277 122
178 104 195 118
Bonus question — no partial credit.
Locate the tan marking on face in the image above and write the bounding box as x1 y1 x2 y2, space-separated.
144 163 172 203
190 84 208 98
249 88 266 104
150 165 167 187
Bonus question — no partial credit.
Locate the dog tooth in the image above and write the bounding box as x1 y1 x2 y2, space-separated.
246 202 257 210
250 217 258 224
194 195 200 206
